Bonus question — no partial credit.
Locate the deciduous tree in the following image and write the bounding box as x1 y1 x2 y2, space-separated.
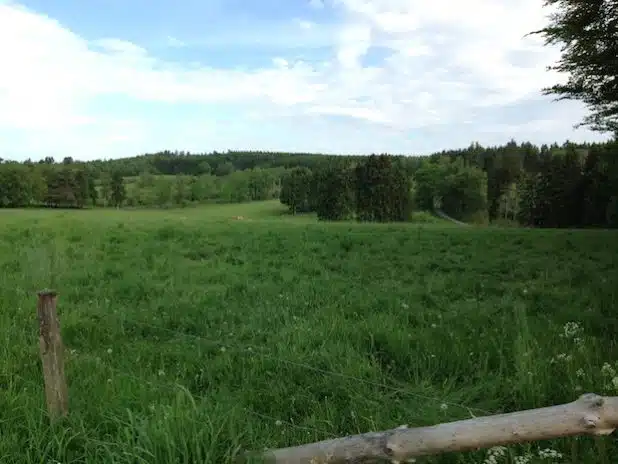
532 0 618 134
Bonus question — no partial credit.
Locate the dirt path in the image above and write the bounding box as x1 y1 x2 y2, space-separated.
434 209 470 226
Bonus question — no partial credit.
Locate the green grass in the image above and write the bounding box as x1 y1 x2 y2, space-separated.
0 201 617 463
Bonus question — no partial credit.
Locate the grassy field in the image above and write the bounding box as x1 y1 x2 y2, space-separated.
0 201 617 463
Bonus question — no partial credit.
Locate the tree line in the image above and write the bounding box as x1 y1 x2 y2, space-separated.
120 168 283 208
280 139 618 228
0 162 123 208
439 140 618 228
1 139 616 228
0 160 285 209
65 151 383 179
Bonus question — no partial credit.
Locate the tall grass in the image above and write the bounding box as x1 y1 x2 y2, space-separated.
0 201 616 463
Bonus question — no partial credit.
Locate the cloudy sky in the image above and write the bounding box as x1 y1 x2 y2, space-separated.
0 0 613 161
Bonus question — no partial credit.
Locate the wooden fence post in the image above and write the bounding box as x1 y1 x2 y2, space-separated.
37 290 68 419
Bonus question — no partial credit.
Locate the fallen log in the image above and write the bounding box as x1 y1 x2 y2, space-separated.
262 393 617 463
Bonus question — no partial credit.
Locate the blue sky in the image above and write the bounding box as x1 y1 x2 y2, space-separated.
0 0 613 161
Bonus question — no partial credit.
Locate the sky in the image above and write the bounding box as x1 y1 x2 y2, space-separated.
0 0 614 161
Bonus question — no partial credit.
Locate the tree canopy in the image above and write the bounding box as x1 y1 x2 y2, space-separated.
1 140 617 229
533 0 618 135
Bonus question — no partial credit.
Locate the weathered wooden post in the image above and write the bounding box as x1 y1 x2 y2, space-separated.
37 290 68 419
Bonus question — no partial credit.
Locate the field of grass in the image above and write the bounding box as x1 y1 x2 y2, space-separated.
1 201 617 463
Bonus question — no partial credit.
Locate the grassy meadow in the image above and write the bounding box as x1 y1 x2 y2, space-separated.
1 200 617 463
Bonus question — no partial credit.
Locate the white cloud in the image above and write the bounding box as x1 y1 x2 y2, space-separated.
336 23 372 68
0 0 611 161
307 104 391 124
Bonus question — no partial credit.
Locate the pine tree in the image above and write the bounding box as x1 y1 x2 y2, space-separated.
110 171 126 208
355 154 411 222
314 164 355 221
280 167 313 214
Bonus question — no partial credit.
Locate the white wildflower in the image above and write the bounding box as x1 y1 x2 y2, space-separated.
560 321 582 340
483 446 506 464
601 363 615 377
538 448 563 459
513 453 533 464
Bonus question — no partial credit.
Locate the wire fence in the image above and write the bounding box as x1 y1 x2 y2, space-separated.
12 309 495 462
19 356 336 439
107 314 493 414
20 301 494 431
19 291 618 462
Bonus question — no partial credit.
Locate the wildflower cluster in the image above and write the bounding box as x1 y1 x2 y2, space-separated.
556 321 618 395
559 322 583 340
484 446 507 464
550 322 585 365
601 362 618 393
558 321 584 349
483 445 563 463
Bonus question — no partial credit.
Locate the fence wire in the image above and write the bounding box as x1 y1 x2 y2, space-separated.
74 312 494 418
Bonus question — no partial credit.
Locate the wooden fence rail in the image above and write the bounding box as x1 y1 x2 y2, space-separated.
262 394 618 463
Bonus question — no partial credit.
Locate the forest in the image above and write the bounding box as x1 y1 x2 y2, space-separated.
0 138 617 228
